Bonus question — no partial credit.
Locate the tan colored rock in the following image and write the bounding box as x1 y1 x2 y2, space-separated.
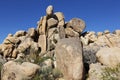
0 44 14 58
46 5 53 16
12 49 19 58
65 27 79 37
85 31 97 41
113 30 120 36
58 26 66 39
104 30 110 34
55 38 84 80
95 35 115 47
37 17 43 34
3 34 20 45
1 61 40 80
66 18 86 33
17 38 33 53
96 47 120 67
38 16 47 35
87 63 107 80
27 28 37 38
47 18 58 28
54 12 65 26
80 36 89 45
14 30 27 37
38 35 47 53
97 32 103 37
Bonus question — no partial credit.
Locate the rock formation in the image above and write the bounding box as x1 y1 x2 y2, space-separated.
0 5 120 80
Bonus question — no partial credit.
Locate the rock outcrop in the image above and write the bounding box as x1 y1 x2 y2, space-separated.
0 5 120 80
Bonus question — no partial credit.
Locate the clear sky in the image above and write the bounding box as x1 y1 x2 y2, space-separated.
0 0 120 43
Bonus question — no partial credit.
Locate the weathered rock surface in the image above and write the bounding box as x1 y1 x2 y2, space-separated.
1 61 40 80
55 38 84 80
0 5 120 80
87 63 107 80
96 47 120 67
66 18 86 33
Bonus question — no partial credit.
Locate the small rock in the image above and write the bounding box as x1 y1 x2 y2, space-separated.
97 32 103 37
46 5 53 16
14 30 27 37
104 30 110 34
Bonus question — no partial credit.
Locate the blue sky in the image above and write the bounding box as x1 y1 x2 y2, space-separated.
0 0 120 43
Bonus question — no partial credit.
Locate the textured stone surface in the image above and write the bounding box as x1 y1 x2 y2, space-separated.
66 18 86 33
55 38 84 80
65 27 79 37
47 18 58 28
96 47 120 67
1 61 40 80
46 5 53 16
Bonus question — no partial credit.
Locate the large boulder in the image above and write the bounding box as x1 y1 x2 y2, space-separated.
96 47 120 67
66 18 86 33
1 61 40 80
55 38 84 80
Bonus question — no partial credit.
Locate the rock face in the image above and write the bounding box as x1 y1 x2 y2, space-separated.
96 47 120 67
1 61 40 80
55 38 84 80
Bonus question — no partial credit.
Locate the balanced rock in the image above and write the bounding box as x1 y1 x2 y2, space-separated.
46 5 53 16
66 18 86 33
55 38 84 80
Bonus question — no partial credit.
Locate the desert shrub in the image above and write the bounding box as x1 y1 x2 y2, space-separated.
32 67 63 80
101 64 120 80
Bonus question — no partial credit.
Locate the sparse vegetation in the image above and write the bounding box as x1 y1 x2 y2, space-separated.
32 67 63 80
101 64 120 80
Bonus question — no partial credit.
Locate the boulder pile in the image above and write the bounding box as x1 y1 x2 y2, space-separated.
0 5 120 80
